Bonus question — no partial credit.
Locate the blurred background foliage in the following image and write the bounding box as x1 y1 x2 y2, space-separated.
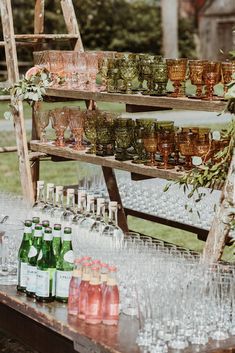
0 0 196 61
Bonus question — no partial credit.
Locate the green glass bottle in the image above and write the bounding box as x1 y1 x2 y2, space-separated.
35 227 56 303
26 224 43 298
32 217 40 236
55 227 74 303
52 224 62 260
42 220 50 237
17 220 32 293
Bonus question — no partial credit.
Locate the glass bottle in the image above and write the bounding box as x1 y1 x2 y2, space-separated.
72 190 87 224
55 227 74 303
85 266 102 325
42 220 50 237
102 266 119 325
17 220 32 293
61 188 76 224
101 201 124 246
100 262 109 293
79 194 96 231
68 259 83 316
50 185 64 221
26 224 43 298
89 198 106 235
32 216 40 236
52 223 62 260
35 227 56 303
78 262 92 320
32 180 45 216
42 183 55 215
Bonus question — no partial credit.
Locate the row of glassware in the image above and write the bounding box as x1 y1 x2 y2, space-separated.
33 50 235 100
38 107 228 170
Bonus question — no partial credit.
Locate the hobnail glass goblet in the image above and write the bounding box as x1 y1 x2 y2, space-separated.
178 129 198 170
203 61 221 100
48 51 64 86
120 59 137 94
157 130 175 169
188 60 208 98
154 61 168 96
68 108 85 151
50 107 69 147
37 111 50 142
221 61 235 95
143 131 158 167
84 110 99 154
166 58 188 98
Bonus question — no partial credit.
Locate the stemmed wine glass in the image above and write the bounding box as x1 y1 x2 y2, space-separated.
188 60 207 98
157 129 175 169
221 61 235 96
143 131 158 167
50 107 69 147
84 110 99 154
120 59 137 94
203 61 221 100
48 51 64 87
178 129 198 170
37 111 50 142
68 108 85 151
166 58 188 97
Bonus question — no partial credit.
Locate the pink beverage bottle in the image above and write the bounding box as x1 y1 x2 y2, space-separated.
78 262 92 320
102 266 119 326
85 266 102 325
81 256 92 263
68 259 83 315
100 263 109 293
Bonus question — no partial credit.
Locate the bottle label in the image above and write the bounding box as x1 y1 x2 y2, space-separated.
64 250 74 263
18 261 28 287
63 233 72 241
107 279 117 286
28 245 37 258
87 303 101 316
44 234 52 241
108 303 119 316
37 250 42 261
56 270 72 298
36 269 50 297
49 268 56 296
53 229 61 238
24 226 32 234
27 265 37 292
34 229 42 238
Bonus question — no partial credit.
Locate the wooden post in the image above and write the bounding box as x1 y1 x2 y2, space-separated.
60 0 84 52
102 166 129 233
202 149 235 263
1 0 34 204
34 0 45 34
161 0 179 58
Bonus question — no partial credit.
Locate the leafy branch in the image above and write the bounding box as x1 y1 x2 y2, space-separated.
4 68 53 120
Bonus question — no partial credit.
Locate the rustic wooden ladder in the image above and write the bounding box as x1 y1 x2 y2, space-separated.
0 0 84 203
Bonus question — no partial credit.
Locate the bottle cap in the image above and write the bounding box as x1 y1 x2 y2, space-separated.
108 266 117 272
42 220 50 227
37 180 44 188
32 217 40 224
67 188 75 195
47 183 54 189
74 258 83 264
35 224 42 230
87 194 95 203
92 259 101 265
91 266 100 271
56 185 63 192
54 223 62 230
44 227 52 233
25 220 32 227
81 256 91 262
100 263 109 268
64 227 72 234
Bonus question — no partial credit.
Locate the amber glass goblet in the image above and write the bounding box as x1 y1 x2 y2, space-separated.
188 60 208 98
37 111 50 142
178 130 198 170
143 132 158 166
203 61 221 100
50 108 69 147
154 61 168 96
84 110 98 154
48 51 64 87
157 130 175 169
86 52 99 91
221 61 235 95
195 133 213 163
68 108 85 151
166 58 188 98
76 52 88 90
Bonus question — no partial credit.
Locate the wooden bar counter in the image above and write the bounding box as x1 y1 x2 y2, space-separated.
1 285 235 353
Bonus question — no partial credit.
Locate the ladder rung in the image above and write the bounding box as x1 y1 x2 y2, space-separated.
0 146 17 153
0 95 11 101
15 34 81 40
29 151 47 160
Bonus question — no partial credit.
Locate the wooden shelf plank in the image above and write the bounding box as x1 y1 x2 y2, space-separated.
30 140 185 180
15 34 81 39
46 88 228 112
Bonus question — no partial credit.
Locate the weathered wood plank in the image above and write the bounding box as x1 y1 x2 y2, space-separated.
46 88 227 112
102 166 129 233
30 140 185 180
202 149 235 263
0 146 17 153
15 34 82 39
60 0 84 51
34 0 45 34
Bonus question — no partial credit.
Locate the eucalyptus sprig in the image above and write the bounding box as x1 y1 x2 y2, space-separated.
4 67 53 120
164 120 235 203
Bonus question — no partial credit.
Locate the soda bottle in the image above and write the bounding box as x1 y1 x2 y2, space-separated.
78 262 92 320
32 216 40 236
68 259 83 315
102 266 119 325
26 224 43 298
85 266 102 325
35 227 56 302
52 224 62 260
17 220 32 293
55 227 74 303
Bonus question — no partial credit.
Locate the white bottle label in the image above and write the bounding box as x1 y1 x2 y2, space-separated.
27 265 37 292
28 245 37 258
36 269 55 297
108 303 119 316
53 229 61 238
24 226 32 234
18 261 28 287
64 250 74 263
56 270 72 297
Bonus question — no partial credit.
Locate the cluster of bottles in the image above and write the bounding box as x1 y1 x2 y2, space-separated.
32 181 124 242
68 257 120 325
17 217 74 303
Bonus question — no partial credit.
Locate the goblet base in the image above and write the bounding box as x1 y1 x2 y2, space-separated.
73 145 86 151
85 148 96 154
132 158 148 164
157 163 175 170
168 92 186 98
202 95 222 101
145 160 158 167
